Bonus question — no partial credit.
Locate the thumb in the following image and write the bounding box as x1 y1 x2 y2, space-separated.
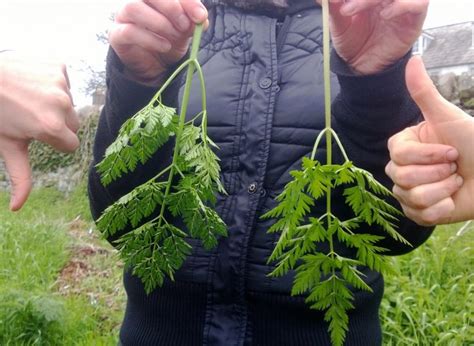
2 142 32 211
406 56 460 124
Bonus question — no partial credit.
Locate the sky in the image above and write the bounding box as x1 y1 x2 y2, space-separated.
0 0 473 106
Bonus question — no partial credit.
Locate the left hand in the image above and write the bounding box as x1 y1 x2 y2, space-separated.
385 57 474 225
317 0 429 74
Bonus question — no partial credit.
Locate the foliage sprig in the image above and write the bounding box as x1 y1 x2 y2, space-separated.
262 2 409 345
96 24 227 294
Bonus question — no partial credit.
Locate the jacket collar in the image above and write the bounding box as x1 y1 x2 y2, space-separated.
203 0 318 16
205 0 288 10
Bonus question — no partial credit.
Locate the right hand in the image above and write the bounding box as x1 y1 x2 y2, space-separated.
385 56 474 225
0 56 79 211
109 0 208 84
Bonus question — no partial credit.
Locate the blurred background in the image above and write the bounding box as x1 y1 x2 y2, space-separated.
0 1 473 345
0 0 473 107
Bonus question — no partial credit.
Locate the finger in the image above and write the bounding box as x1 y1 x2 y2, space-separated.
380 0 429 19
400 197 456 226
339 0 384 16
61 65 76 109
162 0 192 31
50 88 80 135
388 129 459 165
144 0 193 31
50 65 78 133
385 160 457 189
1 142 32 211
65 108 80 134
49 128 80 153
393 173 463 210
60 63 71 89
37 120 80 153
117 1 183 41
177 0 208 24
317 0 352 36
109 23 172 54
406 56 469 124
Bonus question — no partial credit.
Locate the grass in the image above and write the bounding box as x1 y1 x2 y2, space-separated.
381 221 474 345
0 185 125 345
0 186 472 345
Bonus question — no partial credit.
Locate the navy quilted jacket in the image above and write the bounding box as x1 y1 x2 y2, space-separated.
88 1 433 345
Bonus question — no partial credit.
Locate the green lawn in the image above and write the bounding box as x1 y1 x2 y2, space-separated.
0 187 472 345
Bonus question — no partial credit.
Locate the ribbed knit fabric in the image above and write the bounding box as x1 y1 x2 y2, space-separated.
119 272 208 345
246 276 383 346
118 268 383 345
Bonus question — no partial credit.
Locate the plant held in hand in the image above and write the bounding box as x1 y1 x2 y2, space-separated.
95 24 227 294
263 2 409 345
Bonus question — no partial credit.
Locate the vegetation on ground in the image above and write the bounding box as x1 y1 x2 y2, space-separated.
0 186 472 345
0 185 124 345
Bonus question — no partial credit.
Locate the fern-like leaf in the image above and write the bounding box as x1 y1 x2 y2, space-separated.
117 221 192 294
97 104 178 185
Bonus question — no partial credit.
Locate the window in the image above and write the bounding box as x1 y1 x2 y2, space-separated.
412 36 423 55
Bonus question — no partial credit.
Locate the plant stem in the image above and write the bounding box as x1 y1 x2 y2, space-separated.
194 62 209 144
321 0 337 302
157 24 204 225
310 128 327 160
149 59 192 105
331 129 350 162
322 0 332 167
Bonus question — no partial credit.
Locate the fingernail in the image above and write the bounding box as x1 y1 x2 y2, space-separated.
450 163 457 173
456 175 464 187
446 149 458 161
193 7 207 23
177 15 190 31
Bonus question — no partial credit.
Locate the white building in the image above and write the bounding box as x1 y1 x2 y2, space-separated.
415 22 474 76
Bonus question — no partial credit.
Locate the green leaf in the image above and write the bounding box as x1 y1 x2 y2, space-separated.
339 259 372 292
96 182 166 238
291 253 326 295
117 221 192 294
168 176 227 250
96 26 229 298
97 103 178 185
178 124 226 196
263 156 407 346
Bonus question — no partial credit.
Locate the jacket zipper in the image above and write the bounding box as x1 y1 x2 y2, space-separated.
276 15 292 55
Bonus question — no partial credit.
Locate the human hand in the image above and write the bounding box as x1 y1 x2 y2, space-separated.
385 56 474 225
0 57 79 211
109 0 208 84
317 0 428 74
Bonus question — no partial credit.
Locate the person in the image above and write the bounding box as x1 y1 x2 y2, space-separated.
88 0 434 344
0 54 80 211
385 55 474 226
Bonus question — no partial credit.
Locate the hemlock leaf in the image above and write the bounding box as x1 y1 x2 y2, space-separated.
264 154 407 346
96 24 228 294
97 104 179 185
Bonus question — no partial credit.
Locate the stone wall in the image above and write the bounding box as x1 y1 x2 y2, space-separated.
0 161 7 191
431 71 474 115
